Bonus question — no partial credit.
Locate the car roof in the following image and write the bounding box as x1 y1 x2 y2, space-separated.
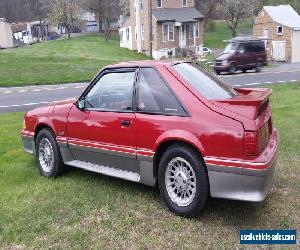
104 60 185 69
230 37 264 43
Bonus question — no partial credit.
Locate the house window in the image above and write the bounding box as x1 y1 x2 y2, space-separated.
157 0 162 8
135 0 143 11
182 0 187 7
277 26 283 35
162 23 174 42
188 23 194 39
120 30 124 42
195 22 199 37
263 28 269 38
126 28 130 41
141 24 144 40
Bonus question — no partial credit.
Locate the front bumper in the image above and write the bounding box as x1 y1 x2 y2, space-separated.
21 130 35 155
205 128 279 202
214 65 230 73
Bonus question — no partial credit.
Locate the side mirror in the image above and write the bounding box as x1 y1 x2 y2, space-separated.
76 99 85 110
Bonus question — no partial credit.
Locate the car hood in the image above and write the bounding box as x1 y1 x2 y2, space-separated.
215 53 231 61
48 98 77 107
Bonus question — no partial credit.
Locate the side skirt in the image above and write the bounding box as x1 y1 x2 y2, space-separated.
59 142 156 187
65 160 141 183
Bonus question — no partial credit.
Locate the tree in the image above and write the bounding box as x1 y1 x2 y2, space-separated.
85 0 120 42
195 0 220 30
48 0 80 39
120 0 130 17
31 0 51 41
220 0 254 37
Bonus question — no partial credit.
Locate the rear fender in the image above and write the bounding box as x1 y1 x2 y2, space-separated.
154 130 205 156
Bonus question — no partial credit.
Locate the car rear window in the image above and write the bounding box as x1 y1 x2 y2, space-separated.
172 63 237 100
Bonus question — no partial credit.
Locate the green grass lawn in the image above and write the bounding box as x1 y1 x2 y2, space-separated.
0 34 148 87
0 83 299 248
204 20 253 49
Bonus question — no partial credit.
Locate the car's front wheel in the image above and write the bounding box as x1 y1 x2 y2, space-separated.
36 129 65 177
158 144 209 217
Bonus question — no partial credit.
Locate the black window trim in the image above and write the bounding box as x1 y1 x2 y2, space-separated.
77 67 139 114
134 66 190 117
77 66 189 117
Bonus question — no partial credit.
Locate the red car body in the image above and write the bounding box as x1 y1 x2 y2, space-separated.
21 61 278 203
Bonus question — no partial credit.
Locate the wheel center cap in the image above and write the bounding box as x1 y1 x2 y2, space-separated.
175 172 188 190
44 148 51 161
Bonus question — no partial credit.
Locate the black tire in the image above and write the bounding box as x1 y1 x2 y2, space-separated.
35 129 65 177
228 64 236 74
242 69 247 73
215 71 221 75
255 62 263 72
158 144 209 217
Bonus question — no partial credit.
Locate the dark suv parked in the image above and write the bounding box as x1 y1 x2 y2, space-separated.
214 37 267 74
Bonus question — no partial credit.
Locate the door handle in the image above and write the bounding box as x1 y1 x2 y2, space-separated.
120 120 132 127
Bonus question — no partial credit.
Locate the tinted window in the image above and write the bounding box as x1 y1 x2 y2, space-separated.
252 41 265 52
172 63 237 100
241 42 265 52
223 42 238 53
85 71 136 111
137 68 186 115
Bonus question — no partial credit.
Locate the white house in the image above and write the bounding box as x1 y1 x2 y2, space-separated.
0 18 13 48
253 5 300 63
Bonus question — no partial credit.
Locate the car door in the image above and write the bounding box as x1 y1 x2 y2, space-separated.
66 68 139 173
234 43 251 68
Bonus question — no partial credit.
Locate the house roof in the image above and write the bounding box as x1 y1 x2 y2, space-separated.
152 8 204 23
11 23 28 33
263 5 300 29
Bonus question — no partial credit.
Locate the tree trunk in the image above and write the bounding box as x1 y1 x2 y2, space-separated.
98 14 103 33
104 18 108 42
67 26 71 39
39 19 42 42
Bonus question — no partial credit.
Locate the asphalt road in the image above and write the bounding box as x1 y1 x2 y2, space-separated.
0 67 299 113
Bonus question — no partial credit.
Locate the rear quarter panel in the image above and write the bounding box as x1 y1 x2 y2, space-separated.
137 65 245 160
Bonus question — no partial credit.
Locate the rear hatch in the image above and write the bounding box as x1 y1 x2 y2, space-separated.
213 88 273 158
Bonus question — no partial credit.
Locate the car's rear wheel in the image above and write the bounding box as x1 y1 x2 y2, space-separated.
36 129 65 177
158 144 209 217
255 62 263 72
228 64 236 74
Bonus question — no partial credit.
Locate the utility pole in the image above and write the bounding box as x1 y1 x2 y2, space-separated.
135 0 142 53
148 0 153 59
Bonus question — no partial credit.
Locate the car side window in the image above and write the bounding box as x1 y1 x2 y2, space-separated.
85 71 136 111
137 68 186 116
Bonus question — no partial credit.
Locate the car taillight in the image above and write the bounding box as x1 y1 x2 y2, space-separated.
245 131 259 156
244 120 271 158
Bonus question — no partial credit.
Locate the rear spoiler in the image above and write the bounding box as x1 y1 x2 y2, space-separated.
215 88 272 119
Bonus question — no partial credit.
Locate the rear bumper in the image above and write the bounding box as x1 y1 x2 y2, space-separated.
21 130 35 155
205 128 279 202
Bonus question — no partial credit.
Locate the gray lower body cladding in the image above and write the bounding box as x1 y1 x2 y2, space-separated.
207 160 276 202
21 135 275 202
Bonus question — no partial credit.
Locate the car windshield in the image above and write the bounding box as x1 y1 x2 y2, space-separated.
223 42 237 54
172 63 237 100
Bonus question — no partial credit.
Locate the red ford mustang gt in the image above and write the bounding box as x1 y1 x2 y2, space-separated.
21 61 278 217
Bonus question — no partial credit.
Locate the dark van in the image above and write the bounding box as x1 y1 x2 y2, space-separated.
214 37 267 74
